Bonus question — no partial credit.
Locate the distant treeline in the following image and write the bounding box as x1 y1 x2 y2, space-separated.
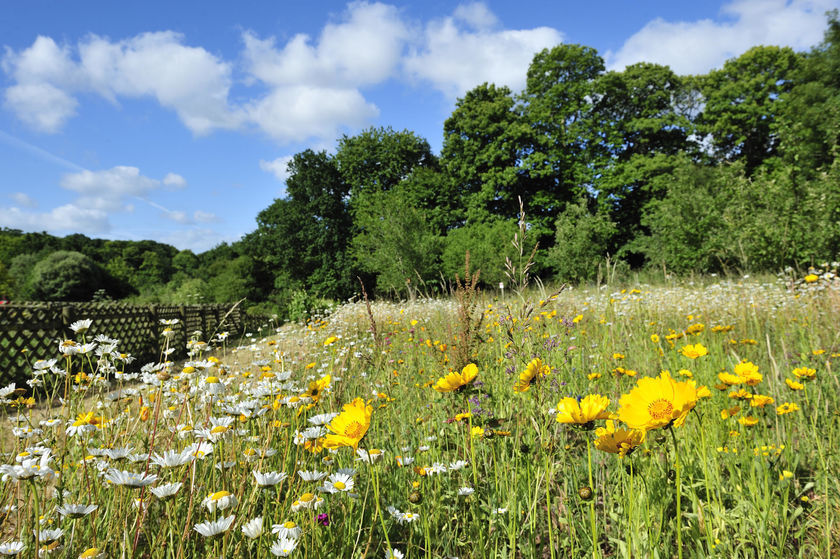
2 13 840 319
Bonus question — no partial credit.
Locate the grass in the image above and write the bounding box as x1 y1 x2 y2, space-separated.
1 273 839 558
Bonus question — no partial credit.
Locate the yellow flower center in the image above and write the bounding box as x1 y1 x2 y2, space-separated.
210 491 231 501
284 521 297 529
333 481 346 490
205 376 219 384
648 399 674 420
300 493 314 502
343 421 366 439
210 426 228 434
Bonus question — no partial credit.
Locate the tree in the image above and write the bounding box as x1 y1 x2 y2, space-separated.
595 63 693 262
699 45 800 175
518 44 606 227
244 150 354 300
351 185 443 295
29 251 108 301
336 126 436 199
441 83 526 223
546 197 616 282
442 220 519 286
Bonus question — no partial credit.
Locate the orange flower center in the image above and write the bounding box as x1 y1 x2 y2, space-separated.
648 399 674 420
343 421 366 439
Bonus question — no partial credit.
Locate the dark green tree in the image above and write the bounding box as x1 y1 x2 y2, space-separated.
699 45 800 175
441 83 525 222
29 251 108 301
518 44 606 227
244 150 354 300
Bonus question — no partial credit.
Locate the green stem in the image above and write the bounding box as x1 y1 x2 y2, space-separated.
586 438 598 559
669 426 683 559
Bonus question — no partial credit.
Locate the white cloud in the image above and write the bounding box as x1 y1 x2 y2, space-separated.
3 32 242 134
259 155 294 182
607 0 840 74
162 172 187 188
9 192 37 208
241 2 404 142
0 204 110 234
453 2 499 30
403 4 564 98
60 166 162 212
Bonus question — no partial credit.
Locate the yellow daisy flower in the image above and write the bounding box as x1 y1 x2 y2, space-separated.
513 358 550 393
433 363 478 393
323 398 372 450
555 394 612 425
618 371 706 431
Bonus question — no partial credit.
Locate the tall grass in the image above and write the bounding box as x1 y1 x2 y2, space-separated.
0 273 838 558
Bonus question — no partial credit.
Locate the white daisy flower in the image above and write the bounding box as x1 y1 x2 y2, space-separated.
103 469 157 488
241 517 264 539
194 515 235 538
0 541 25 555
271 520 302 540
149 482 183 500
202 490 238 512
253 470 288 487
56 504 98 519
458 487 475 497
270 537 299 557
70 319 93 333
297 470 328 482
322 472 354 494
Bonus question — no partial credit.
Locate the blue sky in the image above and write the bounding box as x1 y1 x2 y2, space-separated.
1 0 837 253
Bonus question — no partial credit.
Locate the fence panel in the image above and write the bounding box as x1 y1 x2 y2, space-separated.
0 302 270 388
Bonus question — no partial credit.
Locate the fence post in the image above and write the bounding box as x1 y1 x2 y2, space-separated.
180 306 187 346
61 305 72 339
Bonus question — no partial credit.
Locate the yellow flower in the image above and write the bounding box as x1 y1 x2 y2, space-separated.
323 398 372 450
776 402 800 415
785 378 804 391
718 372 743 386
650 334 660 343
471 426 485 438
804 274 819 283
433 363 478 393
513 359 550 393
734 361 762 386
792 367 816 380
738 416 759 426
618 371 705 431
323 336 338 346
302 374 331 402
555 394 613 425
720 405 740 420
612 353 625 360
750 395 774 408
679 343 708 359
594 420 645 457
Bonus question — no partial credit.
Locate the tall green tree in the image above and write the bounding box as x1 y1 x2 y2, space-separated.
699 45 800 175
441 83 525 222
518 44 606 227
244 150 354 300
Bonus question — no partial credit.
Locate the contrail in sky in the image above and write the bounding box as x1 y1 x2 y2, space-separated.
0 129 87 172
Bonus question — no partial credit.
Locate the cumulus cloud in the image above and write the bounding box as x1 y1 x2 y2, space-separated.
259 155 294 182
0 204 110 234
403 4 564 98
607 0 839 74
162 172 187 188
60 166 162 212
2 32 242 134
240 1 404 142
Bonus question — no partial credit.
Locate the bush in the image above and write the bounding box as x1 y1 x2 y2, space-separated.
29 251 108 301
546 197 616 283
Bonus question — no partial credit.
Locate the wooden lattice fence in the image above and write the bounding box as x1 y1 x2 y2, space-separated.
0 302 273 387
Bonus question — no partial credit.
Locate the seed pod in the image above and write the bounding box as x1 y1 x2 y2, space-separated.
578 486 594 501
409 490 422 504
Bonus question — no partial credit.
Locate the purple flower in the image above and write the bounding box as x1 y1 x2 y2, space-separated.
317 513 330 526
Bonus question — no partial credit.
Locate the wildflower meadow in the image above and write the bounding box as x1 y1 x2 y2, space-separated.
1 270 839 558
